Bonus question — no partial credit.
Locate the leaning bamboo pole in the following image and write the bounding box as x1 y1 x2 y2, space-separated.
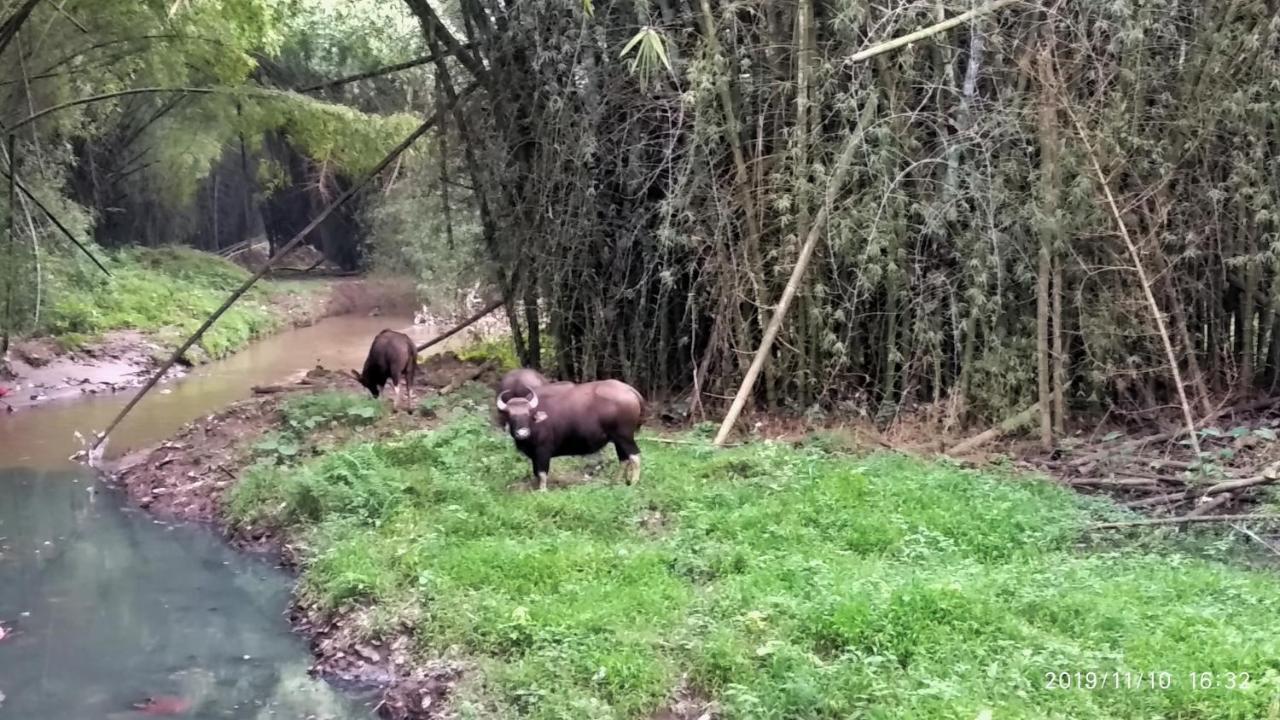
712 94 877 446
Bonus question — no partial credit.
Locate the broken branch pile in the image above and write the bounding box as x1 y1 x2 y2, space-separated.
1039 398 1280 522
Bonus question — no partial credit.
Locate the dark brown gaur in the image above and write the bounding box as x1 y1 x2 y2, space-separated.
351 329 417 411
496 379 645 491
493 368 573 428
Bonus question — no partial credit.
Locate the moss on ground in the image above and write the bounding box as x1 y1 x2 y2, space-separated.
41 246 319 360
226 387 1280 720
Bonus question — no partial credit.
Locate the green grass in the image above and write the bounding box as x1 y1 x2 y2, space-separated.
246 391 387 466
42 246 316 360
456 333 557 373
227 394 1280 720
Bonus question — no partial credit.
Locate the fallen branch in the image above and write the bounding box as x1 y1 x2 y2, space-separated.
1066 396 1280 468
251 382 316 395
1231 523 1280 557
1183 492 1235 518
1124 474 1275 509
415 297 504 353
1089 514 1280 531
216 239 252 257
945 402 1040 456
91 87 478 454
846 0 1021 63
1068 477 1165 488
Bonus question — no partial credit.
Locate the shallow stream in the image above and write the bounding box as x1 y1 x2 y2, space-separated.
0 315 445 718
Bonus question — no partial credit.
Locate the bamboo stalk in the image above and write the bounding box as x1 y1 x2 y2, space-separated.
8 86 296 134
0 167 111 275
0 0 43 58
714 0 1020 447
297 48 464 93
1058 94 1202 457
2 134 14 355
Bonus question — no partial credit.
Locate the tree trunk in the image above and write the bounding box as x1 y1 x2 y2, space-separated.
794 0 815 408
697 0 772 406
1051 253 1066 436
523 279 541 369
1238 216 1258 393
1035 45 1058 449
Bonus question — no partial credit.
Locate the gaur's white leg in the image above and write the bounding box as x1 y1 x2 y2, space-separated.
627 455 642 485
536 471 549 492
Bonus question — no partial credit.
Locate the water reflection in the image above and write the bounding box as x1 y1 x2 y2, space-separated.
0 467 374 719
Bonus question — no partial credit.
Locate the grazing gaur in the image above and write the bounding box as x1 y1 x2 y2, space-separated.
351 329 417 411
495 379 645 491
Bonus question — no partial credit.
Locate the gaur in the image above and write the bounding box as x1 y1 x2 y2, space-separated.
493 368 573 427
495 379 645 491
351 329 417 411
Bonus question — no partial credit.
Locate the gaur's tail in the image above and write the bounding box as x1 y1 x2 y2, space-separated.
629 385 648 424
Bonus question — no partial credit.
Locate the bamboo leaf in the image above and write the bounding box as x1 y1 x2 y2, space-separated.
619 29 647 59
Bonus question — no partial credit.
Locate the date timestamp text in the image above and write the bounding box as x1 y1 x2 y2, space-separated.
1043 671 1251 691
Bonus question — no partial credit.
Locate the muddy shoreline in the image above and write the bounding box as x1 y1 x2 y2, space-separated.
106 354 502 719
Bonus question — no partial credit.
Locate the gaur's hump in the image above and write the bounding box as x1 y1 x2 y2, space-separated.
591 379 644 405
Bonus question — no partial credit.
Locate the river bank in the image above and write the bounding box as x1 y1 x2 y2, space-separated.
106 351 1280 720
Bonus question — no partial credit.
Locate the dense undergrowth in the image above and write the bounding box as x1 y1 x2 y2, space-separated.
225 388 1280 720
40 246 317 360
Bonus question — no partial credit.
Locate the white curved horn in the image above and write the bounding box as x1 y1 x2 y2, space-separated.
526 390 538 409
496 390 510 412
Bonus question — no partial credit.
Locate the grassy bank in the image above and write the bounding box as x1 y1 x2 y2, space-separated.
40 246 321 360
223 388 1280 720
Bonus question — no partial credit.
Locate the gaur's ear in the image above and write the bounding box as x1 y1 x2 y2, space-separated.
350 369 362 382
534 411 548 423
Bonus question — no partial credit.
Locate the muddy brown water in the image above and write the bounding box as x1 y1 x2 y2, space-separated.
0 315 456 719
0 315 444 470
